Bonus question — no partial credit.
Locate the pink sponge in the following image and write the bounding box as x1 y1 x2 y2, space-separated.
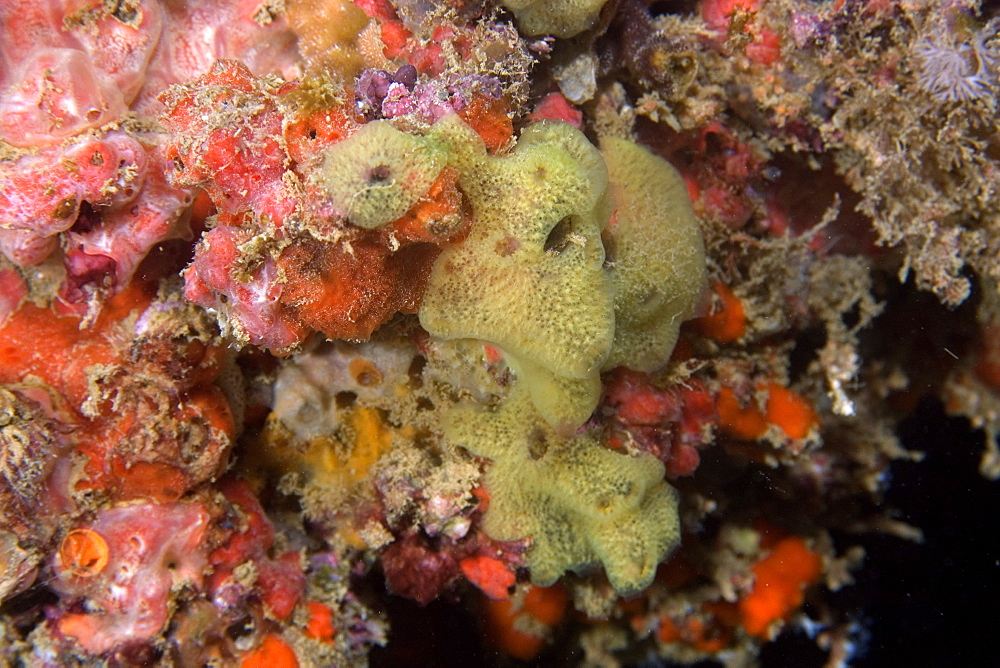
51 502 212 655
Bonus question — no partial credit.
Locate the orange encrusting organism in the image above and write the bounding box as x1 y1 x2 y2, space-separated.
717 386 768 440
471 484 490 511
658 615 733 653
483 583 569 661
275 233 440 342
109 460 188 503
738 536 823 638
304 601 337 643
458 96 514 153
718 383 817 441
58 529 109 578
0 281 153 403
763 382 818 439
459 555 516 600
0 280 235 502
655 532 821 653
692 282 746 343
391 167 468 244
379 21 411 60
239 633 299 668
283 104 360 165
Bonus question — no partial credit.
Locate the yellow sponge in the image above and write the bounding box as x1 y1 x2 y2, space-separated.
445 384 680 594
419 121 704 592
601 137 707 372
509 356 603 438
419 118 614 432
501 0 611 38
312 120 447 229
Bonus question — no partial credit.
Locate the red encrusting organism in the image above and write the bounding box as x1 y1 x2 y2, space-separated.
159 59 484 352
604 368 718 477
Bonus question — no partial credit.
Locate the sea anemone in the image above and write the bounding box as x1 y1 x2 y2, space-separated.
914 19 998 102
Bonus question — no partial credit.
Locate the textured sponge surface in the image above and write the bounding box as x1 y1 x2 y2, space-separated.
501 0 611 38
420 120 613 379
601 137 707 372
445 384 681 594
422 120 702 591
420 119 615 430
312 120 447 229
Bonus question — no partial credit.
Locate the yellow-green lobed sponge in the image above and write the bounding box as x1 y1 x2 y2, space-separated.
600 136 707 372
419 117 615 433
311 120 448 229
501 0 611 39
419 118 705 593
445 384 680 594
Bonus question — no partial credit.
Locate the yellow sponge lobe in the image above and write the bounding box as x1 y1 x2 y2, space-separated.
445 384 680 594
601 137 707 372
312 120 447 229
501 0 611 38
420 118 614 432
